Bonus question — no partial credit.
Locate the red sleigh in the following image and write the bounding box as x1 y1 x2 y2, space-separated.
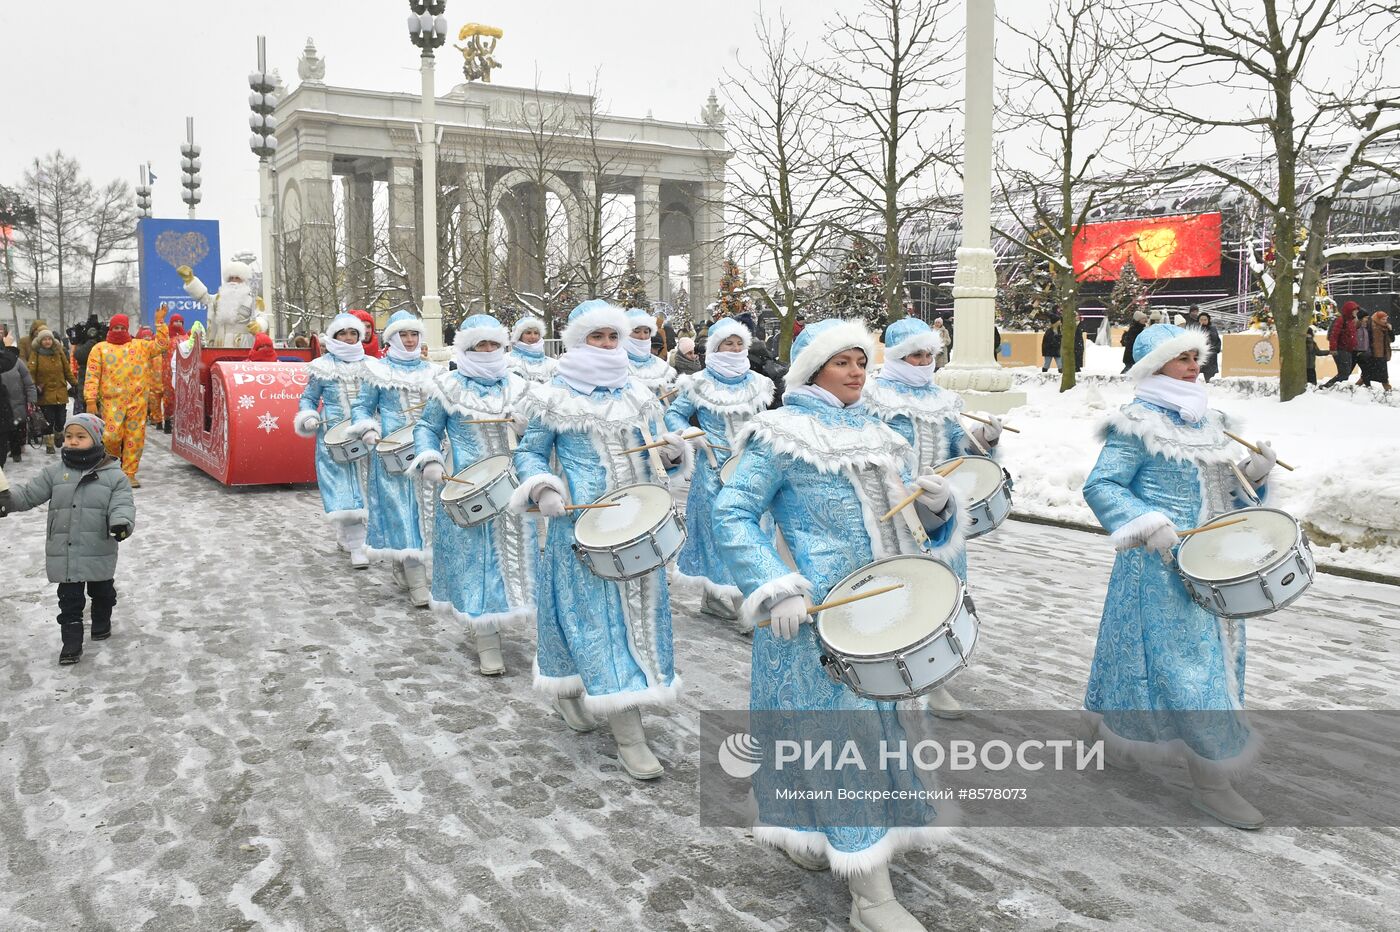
170 330 319 486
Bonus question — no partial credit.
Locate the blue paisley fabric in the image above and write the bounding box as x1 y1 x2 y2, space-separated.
512 378 686 713
412 371 535 629
1082 400 1266 769
712 393 964 872
350 355 437 559
297 357 366 520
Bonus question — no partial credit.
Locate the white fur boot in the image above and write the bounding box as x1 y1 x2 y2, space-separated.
475 626 505 676
607 707 664 780
923 684 964 720
391 559 408 591
403 557 430 609
1187 756 1263 829
554 694 598 733
847 865 927 932
339 519 369 569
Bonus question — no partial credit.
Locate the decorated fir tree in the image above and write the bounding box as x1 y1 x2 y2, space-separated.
829 238 886 330
1108 262 1148 323
717 255 746 318
614 253 650 311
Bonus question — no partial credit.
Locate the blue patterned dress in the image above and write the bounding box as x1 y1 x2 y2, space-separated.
1082 400 1266 772
628 351 676 394
712 393 966 874
350 355 437 560
512 378 690 714
295 356 367 522
663 368 774 606
412 370 535 629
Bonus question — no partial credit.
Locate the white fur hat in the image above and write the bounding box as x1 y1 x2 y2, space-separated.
786 318 876 390
454 313 509 351
225 260 253 282
625 308 657 336
511 315 546 343
380 309 424 345
705 317 751 356
881 317 944 361
561 299 629 350
1127 323 1212 382
326 312 366 342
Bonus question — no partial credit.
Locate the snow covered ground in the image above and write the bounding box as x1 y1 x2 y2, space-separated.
1 436 1398 930
994 342 1400 577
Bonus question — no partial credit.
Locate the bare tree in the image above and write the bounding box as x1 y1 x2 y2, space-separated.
722 12 839 360
571 83 638 306
22 151 94 330
78 180 135 320
813 0 962 326
1132 0 1400 401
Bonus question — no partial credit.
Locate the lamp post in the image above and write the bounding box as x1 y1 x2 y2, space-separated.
180 118 202 219
135 165 153 219
248 35 280 334
407 1 448 349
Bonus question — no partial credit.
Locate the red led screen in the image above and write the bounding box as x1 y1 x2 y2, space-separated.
1072 212 1223 281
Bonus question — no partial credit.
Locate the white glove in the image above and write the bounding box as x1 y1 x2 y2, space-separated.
535 488 567 518
361 428 380 446
421 462 445 486
910 473 951 514
767 594 811 640
511 414 529 438
1241 440 1276 484
1144 522 1179 556
301 414 321 433
973 414 1003 448
658 431 689 461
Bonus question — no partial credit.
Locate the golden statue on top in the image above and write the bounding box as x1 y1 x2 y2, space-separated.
457 23 503 83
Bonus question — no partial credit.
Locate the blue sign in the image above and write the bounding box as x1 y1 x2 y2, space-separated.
137 218 221 329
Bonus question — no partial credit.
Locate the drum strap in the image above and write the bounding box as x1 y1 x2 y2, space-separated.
635 420 671 486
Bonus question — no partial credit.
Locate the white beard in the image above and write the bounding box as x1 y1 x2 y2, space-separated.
211 281 257 347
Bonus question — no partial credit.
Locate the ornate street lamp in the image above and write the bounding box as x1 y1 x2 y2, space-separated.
248 35 280 330
180 118 201 219
407 1 449 347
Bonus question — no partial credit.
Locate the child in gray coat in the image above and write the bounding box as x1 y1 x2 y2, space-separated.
5 412 135 664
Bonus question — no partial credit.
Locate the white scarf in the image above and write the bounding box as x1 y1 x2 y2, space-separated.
706 350 750 380
879 357 934 388
386 332 420 362
1136 373 1209 423
784 383 852 408
558 344 629 394
323 335 365 363
513 340 544 359
627 336 654 361
454 347 507 382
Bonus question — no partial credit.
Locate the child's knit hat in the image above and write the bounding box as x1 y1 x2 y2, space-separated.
68 413 105 446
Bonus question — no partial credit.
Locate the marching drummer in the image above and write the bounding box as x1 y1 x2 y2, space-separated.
663 316 774 626
511 299 692 781
864 316 1002 719
505 314 557 383
294 313 372 569
411 314 536 676
348 309 438 608
712 318 964 932
623 308 677 396
1082 323 1276 830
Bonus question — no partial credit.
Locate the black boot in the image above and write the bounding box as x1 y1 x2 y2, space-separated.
90 583 115 640
59 623 84 664
162 419 172 434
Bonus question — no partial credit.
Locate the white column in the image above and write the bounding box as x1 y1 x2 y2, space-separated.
419 50 443 348
258 160 278 335
634 177 662 303
937 0 1024 413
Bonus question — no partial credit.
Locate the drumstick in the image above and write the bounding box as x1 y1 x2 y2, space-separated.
658 386 680 401
755 583 905 629
465 417 514 425
526 502 621 513
1223 430 1295 471
444 475 476 486
1229 461 1263 505
621 429 705 455
708 443 731 452
1176 516 1248 539
960 411 1021 434
879 458 964 522
406 400 429 412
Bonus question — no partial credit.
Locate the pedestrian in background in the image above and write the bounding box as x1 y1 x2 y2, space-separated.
1121 311 1147 374
1041 318 1062 372
1195 311 1223 382
26 328 76 455
0 343 36 463
1323 301 1361 388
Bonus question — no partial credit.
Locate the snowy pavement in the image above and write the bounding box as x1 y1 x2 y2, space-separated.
1 436 1398 931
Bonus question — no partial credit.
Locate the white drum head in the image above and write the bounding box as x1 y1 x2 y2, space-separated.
441 455 511 502
945 456 1003 504
1177 508 1300 580
324 421 355 444
378 424 415 449
719 457 740 484
575 484 674 547
819 556 960 657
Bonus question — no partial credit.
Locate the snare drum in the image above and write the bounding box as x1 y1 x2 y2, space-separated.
324 420 371 465
376 424 417 474
1175 507 1315 618
815 555 979 701
718 456 740 485
573 483 686 581
941 455 1013 539
440 455 517 528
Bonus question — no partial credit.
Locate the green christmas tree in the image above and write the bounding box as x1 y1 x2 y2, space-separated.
1108 262 1148 324
614 252 650 311
829 238 885 330
717 255 746 317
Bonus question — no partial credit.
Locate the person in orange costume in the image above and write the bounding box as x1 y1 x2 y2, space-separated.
135 310 171 426
84 314 158 488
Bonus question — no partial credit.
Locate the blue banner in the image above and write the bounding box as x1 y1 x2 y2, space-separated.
137 218 221 329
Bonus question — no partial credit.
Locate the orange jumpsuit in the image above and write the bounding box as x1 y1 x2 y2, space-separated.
84 339 159 480
141 325 170 424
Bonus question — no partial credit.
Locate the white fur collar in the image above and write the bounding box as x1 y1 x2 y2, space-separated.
735 406 913 474
430 369 529 418
523 379 663 432
629 354 676 388
307 356 366 382
678 371 774 415
363 356 440 390
863 379 964 423
1099 401 1236 466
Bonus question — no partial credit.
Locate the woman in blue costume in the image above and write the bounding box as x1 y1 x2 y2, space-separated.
863 317 1003 719
505 315 556 383
411 314 536 676
294 313 371 569
348 310 439 608
511 299 693 780
714 319 965 932
623 308 677 395
1083 323 1277 830
663 317 774 626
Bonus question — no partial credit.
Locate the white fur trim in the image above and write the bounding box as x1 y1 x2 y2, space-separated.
661 431 695 482
626 311 658 337
919 497 970 563
1127 329 1212 382
1080 710 1262 778
752 825 956 879
325 508 369 526
293 409 321 437
561 303 629 350
735 409 912 475
325 314 367 343
629 354 677 391
183 276 211 304
676 371 774 415
1098 404 1236 468
740 572 814 625
863 379 963 423
366 545 429 564
511 316 546 342
347 418 380 439
409 449 445 474
509 473 567 514
786 320 876 391
524 380 661 434
1109 510 1174 551
224 260 253 282
885 329 945 361
579 676 683 715
533 657 586 699
453 321 509 352
432 600 534 632
705 320 752 356
381 315 426 345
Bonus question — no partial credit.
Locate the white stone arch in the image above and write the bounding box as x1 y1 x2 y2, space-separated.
491 168 585 264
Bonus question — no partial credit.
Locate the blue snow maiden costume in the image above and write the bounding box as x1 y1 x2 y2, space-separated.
349 310 438 582
623 307 677 395
411 314 536 641
663 317 774 621
505 315 557 383
713 319 968 878
295 312 371 564
1082 324 1270 775
510 300 694 716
